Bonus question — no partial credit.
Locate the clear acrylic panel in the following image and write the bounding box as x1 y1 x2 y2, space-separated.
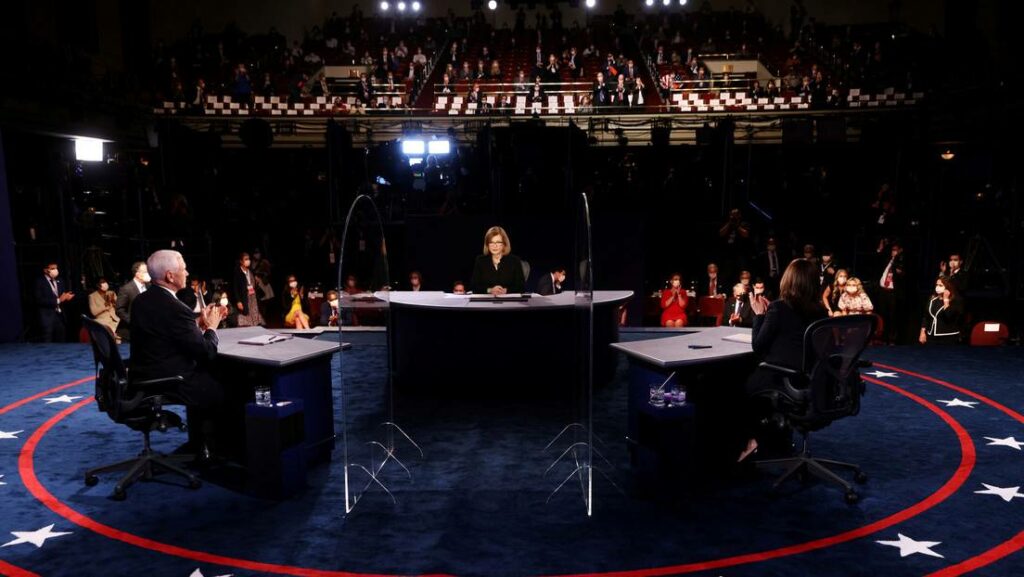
545 192 596 516
336 194 420 514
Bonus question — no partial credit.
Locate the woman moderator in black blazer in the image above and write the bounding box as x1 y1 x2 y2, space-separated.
739 258 828 462
470 225 526 295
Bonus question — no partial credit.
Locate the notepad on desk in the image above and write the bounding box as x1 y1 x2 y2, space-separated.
238 334 294 346
721 333 753 344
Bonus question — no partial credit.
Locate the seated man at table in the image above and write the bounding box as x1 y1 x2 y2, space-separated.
320 290 341 327
129 250 225 437
536 265 566 295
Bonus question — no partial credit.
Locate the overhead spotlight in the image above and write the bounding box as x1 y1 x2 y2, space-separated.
585 0 596 7
940 149 955 161
488 0 497 9
412 0 421 10
680 0 687 4
645 0 654 6
401 139 426 156
74 137 104 162
397 1 406 11
380 1 389 10
662 0 670 6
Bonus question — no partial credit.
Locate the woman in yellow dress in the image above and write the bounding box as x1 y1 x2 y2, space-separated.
282 274 310 329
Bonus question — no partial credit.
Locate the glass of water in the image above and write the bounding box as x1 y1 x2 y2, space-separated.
255 385 273 407
649 384 666 408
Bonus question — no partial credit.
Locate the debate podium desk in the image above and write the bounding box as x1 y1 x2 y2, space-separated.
386 291 633 394
611 326 758 489
204 327 349 466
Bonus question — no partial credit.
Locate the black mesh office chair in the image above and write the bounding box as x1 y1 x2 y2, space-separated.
754 314 876 503
81 317 201 500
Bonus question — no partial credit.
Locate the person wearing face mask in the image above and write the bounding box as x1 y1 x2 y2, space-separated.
725 283 753 328
88 277 120 342
821 268 849 317
116 261 151 342
920 277 963 345
751 279 771 300
35 262 75 342
536 266 567 296
940 253 969 293
818 249 838 289
659 273 689 327
837 277 873 315
232 252 264 327
703 263 726 297
320 290 341 327
282 274 310 329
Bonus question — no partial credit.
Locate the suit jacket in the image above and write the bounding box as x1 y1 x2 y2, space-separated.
35 275 64 311
320 301 340 326
756 250 784 281
470 254 525 294
724 295 753 327
702 276 726 297
232 267 255 315
946 269 969 292
128 286 219 383
115 280 143 338
747 300 828 394
535 273 562 296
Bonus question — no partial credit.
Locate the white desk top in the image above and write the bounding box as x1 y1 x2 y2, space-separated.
610 326 754 368
216 326 348 367
382 290 633 311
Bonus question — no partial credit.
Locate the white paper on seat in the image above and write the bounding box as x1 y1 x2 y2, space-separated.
984 323 1001 332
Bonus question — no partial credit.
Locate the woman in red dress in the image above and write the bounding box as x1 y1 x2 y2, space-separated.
660 273 688 327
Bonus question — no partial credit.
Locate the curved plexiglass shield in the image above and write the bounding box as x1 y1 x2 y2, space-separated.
337 194 420 514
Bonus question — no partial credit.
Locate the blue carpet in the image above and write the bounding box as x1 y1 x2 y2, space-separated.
0 336 1022 576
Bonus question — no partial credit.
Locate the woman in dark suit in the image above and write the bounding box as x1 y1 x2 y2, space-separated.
739 258 828 462
470 226 525 295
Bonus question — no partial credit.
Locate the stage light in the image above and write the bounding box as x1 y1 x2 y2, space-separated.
428 139 451 155
412 1 421 10
380 1 389 10
397 1 406 11
645 0 654 6
940 149 955 161
74 138 104 162
585 0 596 7
661 0 670 6
679 0 687 4
401 139 425 155
488 0 497 9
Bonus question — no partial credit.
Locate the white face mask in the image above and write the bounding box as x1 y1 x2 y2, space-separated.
671 279 681 288
329 299 339 308
935 286 945 295
140 272 152 283
99 283 109 292
846 286 858 294
837 277 847 285
48 269 59 279
219 297 229 307
289 281 298 289
753 287 764 295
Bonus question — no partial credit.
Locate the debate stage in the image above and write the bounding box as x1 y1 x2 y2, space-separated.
0 333 1022 576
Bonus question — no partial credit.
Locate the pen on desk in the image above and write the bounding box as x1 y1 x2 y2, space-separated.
688 345 712 349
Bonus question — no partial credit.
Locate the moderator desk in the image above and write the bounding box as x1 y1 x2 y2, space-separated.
386 291 633 393
205 327 349 466
611 326 758 490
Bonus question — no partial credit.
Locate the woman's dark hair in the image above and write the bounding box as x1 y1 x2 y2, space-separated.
779 258 825 318
934 276 960 301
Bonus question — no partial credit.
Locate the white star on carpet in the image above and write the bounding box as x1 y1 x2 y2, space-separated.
0 474 5 485
189 570 233 577
936 398 979 409
865 370 898 378
0 430 24 440
876 533 944 558
42 394 84 405
984 436 1024 451
1 524 72 548
975 483 1024 502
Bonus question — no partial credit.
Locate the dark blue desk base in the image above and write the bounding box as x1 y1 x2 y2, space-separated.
626 357 763 494
204 355 335 468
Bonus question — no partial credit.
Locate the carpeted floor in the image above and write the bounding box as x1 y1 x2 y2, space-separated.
0 333 1022 577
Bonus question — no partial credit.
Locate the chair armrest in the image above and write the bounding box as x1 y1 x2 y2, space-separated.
132 375 185 387
759 362 801 377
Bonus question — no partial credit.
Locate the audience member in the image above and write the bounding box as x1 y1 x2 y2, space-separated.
920 277 963 345
409 271 423 291
116 261 150 342
822 268 848 317
36 262 74 343
283 274 310 329
88 277 120 341
940 252 969 292
452 280 467 294
703 263 726 297
838 276 873 315
874 240 904 344
659 273 688 328
320 289 341 327
536 266 567 296
232 252 264 327
725 283 753 327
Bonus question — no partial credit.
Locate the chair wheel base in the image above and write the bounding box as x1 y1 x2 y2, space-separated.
855 472 868 484
112 488 127 501
84 475 99 487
